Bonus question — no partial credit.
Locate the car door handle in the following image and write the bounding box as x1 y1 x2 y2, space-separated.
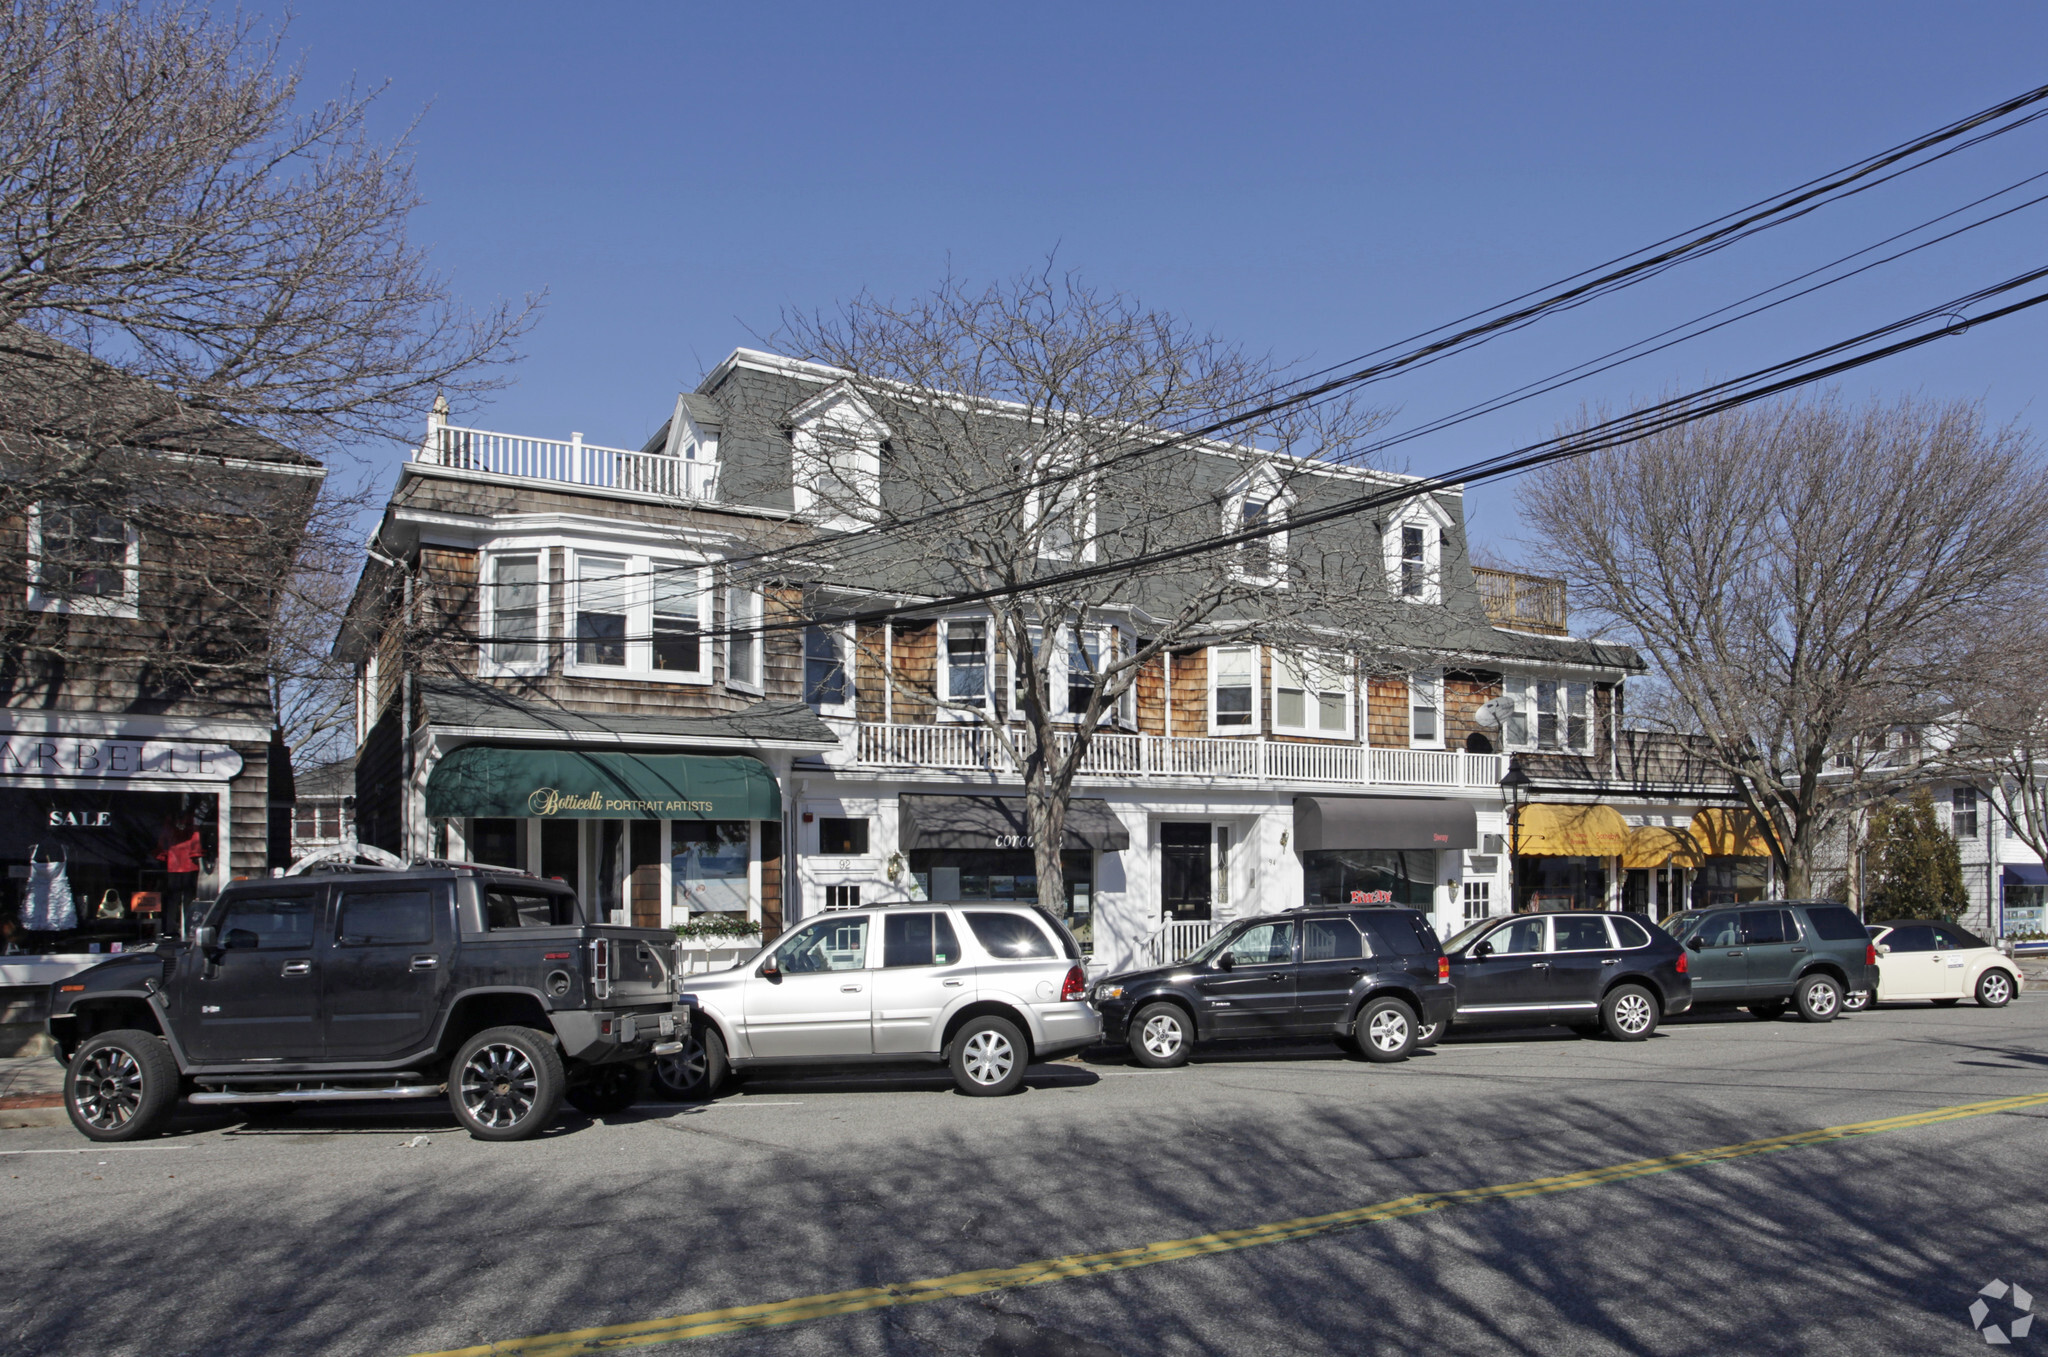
1531 962 1550 969
943 979 964 987
410 955 439 971
280 960 310 977
840 984 864 993
1347 968 1365 976
1789 946 1807 953
1269 973 1286 982
1725 951 1744 957
1601 958 1619 965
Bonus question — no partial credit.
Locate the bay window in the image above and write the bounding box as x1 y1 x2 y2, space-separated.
1209 645 1259 733
1502 675 1594 754
575 555 628 667
566 550 713 681
652 571 702 673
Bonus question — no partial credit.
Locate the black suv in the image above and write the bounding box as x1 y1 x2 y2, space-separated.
48 863 687 1142
1433 910 1691 1043
1089 907 1455 1067
1658 900 1877 1022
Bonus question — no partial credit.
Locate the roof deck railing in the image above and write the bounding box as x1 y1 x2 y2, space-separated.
413 420 716 501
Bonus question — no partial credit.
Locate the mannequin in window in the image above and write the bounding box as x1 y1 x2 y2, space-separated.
1465 732 1494 754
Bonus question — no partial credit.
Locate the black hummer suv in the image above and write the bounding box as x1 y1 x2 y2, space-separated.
48 863 688 1142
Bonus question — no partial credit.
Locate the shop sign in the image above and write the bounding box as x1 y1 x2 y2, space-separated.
1349 889 1395 904
526 787 715 818
48 810 114 827
0 737 244 781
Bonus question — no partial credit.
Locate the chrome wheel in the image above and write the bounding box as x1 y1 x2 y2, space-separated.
1980 971 2014 1007
70 1047 143 1131
655 1036 708 1095
460 1043 539 1130
1367 1006 1411 1053
1613 991 1654 1036
1842 988 1870 1012
961 1029 1016 1087
1140 1013 1184 1060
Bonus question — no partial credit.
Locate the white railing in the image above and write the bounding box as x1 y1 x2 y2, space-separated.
850 723 1504 790
1145 920 1225 967
415 424 716 501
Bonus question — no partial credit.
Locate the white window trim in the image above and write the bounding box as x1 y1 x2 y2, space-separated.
789 384 886 530
478 549 550 678
936 616 994 721
804 620 856 719
1207 643 1262 737
1270 651 1354 739
725 586 764 695
1408 669 1445 749
1026 464 1099 563
1386 498 1451 605
1500 674 1596 755
26 501 140 619
1006 624 1132 726
563 550 714 684
1225 471 1291 586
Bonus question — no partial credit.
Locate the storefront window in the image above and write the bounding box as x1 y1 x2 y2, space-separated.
1302 849 1436 907
0 789 217 947
1515 856 1608 912
2006 884 2046 935
673 820 749 914
1692 857 1767 909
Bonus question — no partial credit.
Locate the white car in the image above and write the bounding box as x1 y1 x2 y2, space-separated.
1842 919 2023 1011
660 904 1100 1098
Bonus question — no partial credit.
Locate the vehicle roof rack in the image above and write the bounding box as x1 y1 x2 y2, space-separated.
408 858 540 877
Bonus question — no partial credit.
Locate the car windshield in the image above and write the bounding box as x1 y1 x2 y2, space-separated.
1441 919 1494 954
1661 911 1703 940
1182 924 1247 965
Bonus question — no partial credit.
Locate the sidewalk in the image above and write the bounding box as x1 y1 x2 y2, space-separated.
0 1052 65 1128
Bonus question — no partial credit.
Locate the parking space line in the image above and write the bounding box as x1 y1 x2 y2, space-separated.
0 1144 194 1157
406 1088 2048 1357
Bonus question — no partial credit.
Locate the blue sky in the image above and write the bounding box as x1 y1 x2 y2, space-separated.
281 2 2048 556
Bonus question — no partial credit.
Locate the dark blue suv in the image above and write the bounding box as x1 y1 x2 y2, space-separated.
1089 907 1455 1067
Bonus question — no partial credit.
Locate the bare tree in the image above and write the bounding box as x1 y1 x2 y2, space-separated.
1521 392 2048 895
0 0 535 731
763 267 1392 919
1935 615 2048 895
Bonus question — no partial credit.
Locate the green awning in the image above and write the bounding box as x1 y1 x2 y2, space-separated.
425 746 781 821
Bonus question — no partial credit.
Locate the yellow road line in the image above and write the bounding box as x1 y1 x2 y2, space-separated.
409 1089 2048 1357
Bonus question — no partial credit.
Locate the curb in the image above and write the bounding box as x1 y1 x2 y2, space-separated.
0 1107 65 1129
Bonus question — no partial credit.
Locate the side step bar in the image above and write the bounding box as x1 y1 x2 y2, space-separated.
188 1085 443 1105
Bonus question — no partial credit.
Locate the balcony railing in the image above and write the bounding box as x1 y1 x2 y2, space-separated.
849 723 1505 790
414 423 716 501
1474 566 1568 636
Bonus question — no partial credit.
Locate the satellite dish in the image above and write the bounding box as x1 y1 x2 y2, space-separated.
1474 696 1516 729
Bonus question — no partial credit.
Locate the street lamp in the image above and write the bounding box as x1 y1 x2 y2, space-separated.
1500 759 1532 914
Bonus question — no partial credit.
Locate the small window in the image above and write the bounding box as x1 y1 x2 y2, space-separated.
652 571 703 673
488 554 543 669
823 884 863 911
1952 788 1979 839
214 895 317 950
1211 646 1257 731
335 890 436 946
945 620 989 709
1462 878 1491 923
1409 671 1442 747
964 911 1056 958
1303 918 1365 961
1611 916 1653 948
727 588 763 691
818 818 869 855
576 556 628 667
882 912 963 968
1802 905 1868 941
485 889 577 929
805 625 851 712
1401 524 1427 598
1550 915 1613 951
29 501 139 614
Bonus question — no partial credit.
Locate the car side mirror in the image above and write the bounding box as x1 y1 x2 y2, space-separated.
1472 941 1493 959
1686 937 1704 952
192 925 217 952
1876 943 1890 956
1215 951 1235 971
758 954 780 979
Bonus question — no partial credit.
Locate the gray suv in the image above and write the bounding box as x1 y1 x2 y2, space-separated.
1659 900 1878 1022
665 904 1101 1098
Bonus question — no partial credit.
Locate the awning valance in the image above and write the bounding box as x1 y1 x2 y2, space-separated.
1690 808 1773 859
898 794 1131 853
1515 804 1629 857
2004 863 2048 887
425 746 780 821
1622 825 1704 870
1293 796 1478 853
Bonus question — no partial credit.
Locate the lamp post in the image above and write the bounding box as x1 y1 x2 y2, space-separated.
1501 759 1532 914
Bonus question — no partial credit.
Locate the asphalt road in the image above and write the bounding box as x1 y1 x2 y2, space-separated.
5 996 2047 1357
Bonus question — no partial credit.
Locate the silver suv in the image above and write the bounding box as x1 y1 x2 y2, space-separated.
660 904 1100 1097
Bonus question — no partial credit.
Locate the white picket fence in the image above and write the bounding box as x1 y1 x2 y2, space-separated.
852 723 1504 790
416 423 716 500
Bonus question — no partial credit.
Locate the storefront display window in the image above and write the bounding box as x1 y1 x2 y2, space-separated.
674 820 750 914
0 788 218 948
2005 884 2046 935
1691 857 1767 909
1514 855 1608 912
1302 849 1436 907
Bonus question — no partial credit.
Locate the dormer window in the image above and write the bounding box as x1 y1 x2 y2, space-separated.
1225 469 1289 584
1386 498 1449 604
1029 469 1096 562
789 384 886 528
1401 525 1427 597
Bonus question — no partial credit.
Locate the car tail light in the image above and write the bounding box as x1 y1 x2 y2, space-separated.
591 937 612 1000
1675 950 1688 974
1437 956 1450 982
1866 943 1877 966
1060 966 1087 1002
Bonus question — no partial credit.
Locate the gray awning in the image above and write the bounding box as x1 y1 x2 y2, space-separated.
1293 796 1478 852
898 794 1130 853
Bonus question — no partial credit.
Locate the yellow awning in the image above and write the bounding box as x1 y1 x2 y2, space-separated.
1516 803 1629 857
1689 808 1774 859
1622 825 1704 870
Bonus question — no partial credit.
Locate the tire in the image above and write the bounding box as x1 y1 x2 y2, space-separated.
1842 988 1871 1012
1602 985 1659 1041
565 1062 646 1115
1932 998 1962 1008
1977 970 2016 1009
651 1026 728 1100
950 1015 1028 1096
1414 1018 1447 1049
1747 1001 1787 1021
1354 996 1416 1063
65 1029 180 1143
1128 1003 1193 1069
449 1026 565 1141
1795 974 1841 1023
